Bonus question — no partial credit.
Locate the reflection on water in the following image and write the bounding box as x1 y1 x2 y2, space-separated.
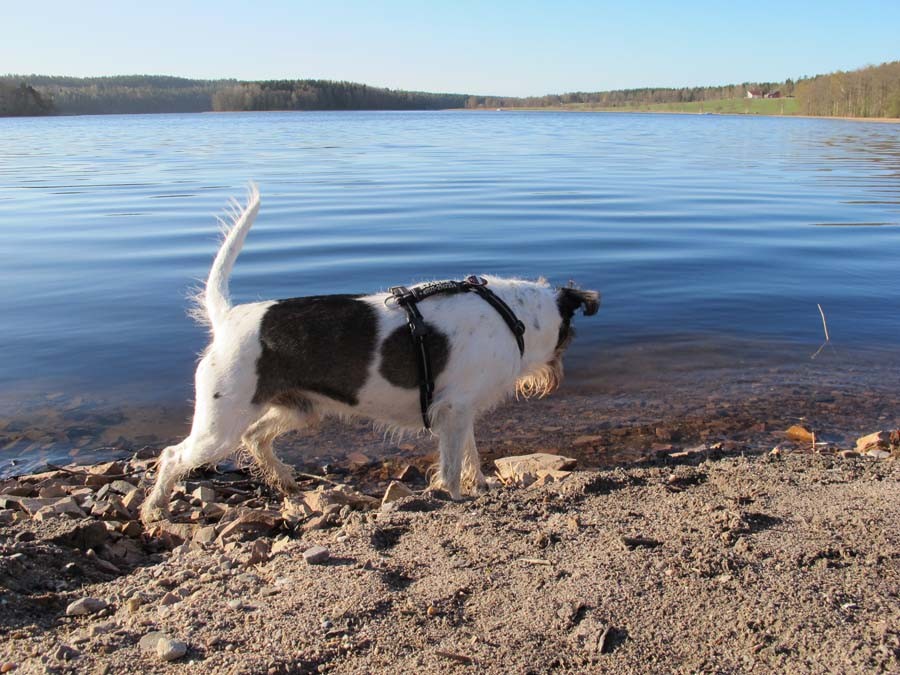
1 111 899 475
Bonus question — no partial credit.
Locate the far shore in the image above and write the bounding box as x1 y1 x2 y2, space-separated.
3 108 900 124
455 107 900 124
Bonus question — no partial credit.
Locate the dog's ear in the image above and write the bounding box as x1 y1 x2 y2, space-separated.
557 287 601 319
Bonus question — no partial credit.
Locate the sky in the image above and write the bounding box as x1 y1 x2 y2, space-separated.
3 1 898 97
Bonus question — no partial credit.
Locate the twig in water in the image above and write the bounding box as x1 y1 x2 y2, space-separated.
811 303 832 360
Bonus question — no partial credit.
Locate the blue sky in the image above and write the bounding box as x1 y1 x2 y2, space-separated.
3 1 897 96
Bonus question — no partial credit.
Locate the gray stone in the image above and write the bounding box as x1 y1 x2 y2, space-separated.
156 637 188 662
66 597 108 616
139 631 165 653
303 545 330 565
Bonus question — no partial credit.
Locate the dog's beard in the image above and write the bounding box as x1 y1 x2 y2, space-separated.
515 357 564 399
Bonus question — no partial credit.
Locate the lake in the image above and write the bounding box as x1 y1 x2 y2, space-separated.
1 110 899 475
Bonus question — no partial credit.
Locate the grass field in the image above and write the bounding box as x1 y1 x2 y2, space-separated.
517 97 801 115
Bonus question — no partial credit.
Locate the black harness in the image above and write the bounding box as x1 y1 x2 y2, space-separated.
387 276 526 429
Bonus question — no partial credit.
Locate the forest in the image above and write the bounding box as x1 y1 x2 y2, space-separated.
1 61 898 118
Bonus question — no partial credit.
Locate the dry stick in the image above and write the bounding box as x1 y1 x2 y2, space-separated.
810 303 831 360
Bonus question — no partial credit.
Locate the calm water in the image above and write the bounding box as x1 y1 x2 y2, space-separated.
1 111 899 474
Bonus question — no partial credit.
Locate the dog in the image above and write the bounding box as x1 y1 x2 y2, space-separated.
141 185 599 523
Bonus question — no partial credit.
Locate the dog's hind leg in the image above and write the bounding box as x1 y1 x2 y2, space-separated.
141 349 261 524
242 406 310 495
461 428 488 495
430 406 474 500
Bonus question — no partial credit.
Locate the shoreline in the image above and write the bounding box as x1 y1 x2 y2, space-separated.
3 108 899 124
455 107 900 124
1 427 897 672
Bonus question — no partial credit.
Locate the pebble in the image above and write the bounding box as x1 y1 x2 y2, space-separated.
303 545 330 565
139 632 165 653
156 637 188 662
159 591 180 606
53 644 78 661
125 597 142 613
66 597 108 616
1 663 16 673
228 599 243 610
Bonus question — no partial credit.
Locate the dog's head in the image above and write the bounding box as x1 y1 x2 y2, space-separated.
555 285 600 351
515 283 600 399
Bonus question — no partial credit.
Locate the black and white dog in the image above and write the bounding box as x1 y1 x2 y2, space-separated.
141 185 599 523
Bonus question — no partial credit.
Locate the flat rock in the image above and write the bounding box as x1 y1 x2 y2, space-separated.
495 453 577 485
139 631 166 653
303 545 330 564
382 481 414 506
66 597 108 616
157 637 187 661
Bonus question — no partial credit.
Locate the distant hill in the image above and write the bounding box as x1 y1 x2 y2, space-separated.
2 60 898 118
0 75 467 116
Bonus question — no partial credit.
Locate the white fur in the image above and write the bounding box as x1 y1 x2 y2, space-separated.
141 185 589 522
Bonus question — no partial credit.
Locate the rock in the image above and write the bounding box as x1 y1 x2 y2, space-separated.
201 502 229 519
108 480 137 495
1 662 17 673
53 496 87 518
494 453 577 485
248 539 271 564
192 485 216 502
33 507 60 522
139 631 166 653
125 597 142 613
838 450 859 459
53 644 79 661
866 449 891 460
396 465 427 486
193 525 218 545
382 481 414 506
216 509 280 543
38 484 67 498
271 537 296 556
51 520 108 550
159 591 180 606
572 435 603 447
119 520 142 537
855 431 890 452
66 597 108 616
121 488 144 512
785 425 815 443
303 545 330 565
281 498 313 526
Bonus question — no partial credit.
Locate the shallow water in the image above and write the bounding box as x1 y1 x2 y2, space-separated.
1 111 899 475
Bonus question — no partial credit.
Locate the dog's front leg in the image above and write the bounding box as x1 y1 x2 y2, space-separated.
462 428 489 495
431 407 473 500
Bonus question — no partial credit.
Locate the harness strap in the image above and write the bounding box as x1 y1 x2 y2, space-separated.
389 276 526 429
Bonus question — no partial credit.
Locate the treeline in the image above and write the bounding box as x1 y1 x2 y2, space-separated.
212 80 466 111
794 61 900 118
0 81 54 116
4 62 899 118
5 75 224 115
0 75 465 115
464 81 792 110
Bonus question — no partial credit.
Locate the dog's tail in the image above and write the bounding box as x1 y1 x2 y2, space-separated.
192 183 261 331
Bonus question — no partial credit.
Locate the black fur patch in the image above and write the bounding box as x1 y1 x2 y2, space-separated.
252 295 376 407
379 324 450 389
